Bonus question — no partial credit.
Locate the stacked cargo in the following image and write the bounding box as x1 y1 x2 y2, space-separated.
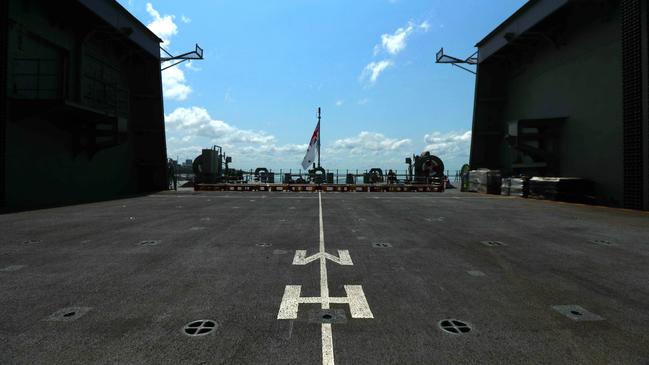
528 177 594 202
468 169 501 194
501 177 529 197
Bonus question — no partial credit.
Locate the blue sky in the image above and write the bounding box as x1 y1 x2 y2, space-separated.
118 0 526 173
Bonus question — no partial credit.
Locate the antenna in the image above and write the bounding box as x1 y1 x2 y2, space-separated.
435 47 477 74
160 43 204 71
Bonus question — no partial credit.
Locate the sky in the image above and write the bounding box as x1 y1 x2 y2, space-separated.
118 0 526 173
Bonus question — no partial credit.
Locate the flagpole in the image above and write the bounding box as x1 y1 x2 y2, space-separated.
317 107 321 168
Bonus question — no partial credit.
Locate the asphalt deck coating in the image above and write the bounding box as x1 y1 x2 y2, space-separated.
1 189 649 364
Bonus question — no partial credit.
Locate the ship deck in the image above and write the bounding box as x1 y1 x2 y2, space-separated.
1 189 648 364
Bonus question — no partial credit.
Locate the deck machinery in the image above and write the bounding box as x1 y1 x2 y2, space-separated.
192 146 243 184
190 148 446 192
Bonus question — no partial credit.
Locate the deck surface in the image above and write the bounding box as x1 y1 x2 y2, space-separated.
1 189 648 364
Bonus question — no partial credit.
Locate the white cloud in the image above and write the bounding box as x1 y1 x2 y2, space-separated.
331 131 411 154
165 106 312 167
360 60 393 85
423 131 472 159
357 98 370 105
321 131 412 169
239 144 308 155
161 66 192 101
145 3 177 46
184 60 201 71
145 3 194 101
335 100 344 107
380 22 414 55
164 108 428 170
375 20 430 55
166 107 275 145
361 20 430 85
181 15 191 24
167 145 203 156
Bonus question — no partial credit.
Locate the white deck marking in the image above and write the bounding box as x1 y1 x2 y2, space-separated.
277 285 373 319
277 192 373 364
322 323 334 365
292 250 353 265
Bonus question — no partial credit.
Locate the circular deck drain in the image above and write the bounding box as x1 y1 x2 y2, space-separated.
139 240 160 246
183 319 217 336
438 319 472 334
256 242 272 247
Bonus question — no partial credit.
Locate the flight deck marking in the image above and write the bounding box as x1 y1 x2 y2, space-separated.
278 192 373 365
292 250 353 265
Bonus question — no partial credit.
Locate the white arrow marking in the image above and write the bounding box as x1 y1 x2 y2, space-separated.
292 250 353 265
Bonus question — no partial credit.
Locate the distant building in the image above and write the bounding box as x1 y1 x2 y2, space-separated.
1 0 167 210
471 0 648 210
184 159 193 166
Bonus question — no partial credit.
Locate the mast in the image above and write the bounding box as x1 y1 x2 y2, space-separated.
317 107 321 168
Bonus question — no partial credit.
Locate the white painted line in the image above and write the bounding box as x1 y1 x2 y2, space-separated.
292 250 316 265
278 191 372 364
343 285 374 318
319 192 329 310
278 285 301 319
276 284 372 319
322 323 334 365
335 250 353 265
318 191 333 365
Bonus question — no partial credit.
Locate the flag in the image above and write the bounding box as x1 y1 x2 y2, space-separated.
301 121 319 170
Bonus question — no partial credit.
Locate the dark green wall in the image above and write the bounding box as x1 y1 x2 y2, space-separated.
501 9 622 205
3 0 166 210
5 117 137 208
472 5 625 206
0 0 7 209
